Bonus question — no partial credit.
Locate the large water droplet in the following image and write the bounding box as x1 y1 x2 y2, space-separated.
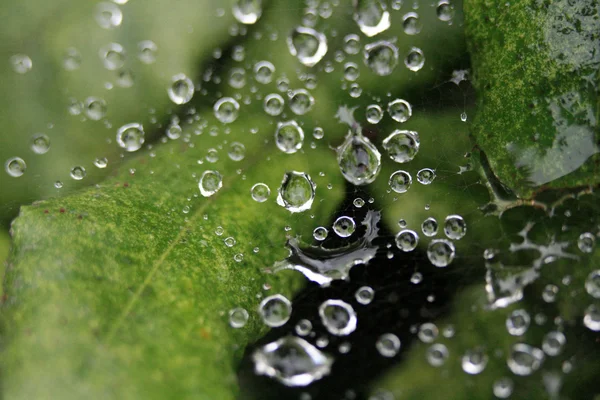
353 0 390 37
116 123 145 152
336 132 382 185
387 99 412 123
427 239 456 267
276 171 316 213
275 120 304 154
199 170 223 197
507 343 544 376
259 294 292 327
287 27 328 67
363 41 398 76
252 336 333 386
214 97 240 124
5 157 26 177
319 299 357 336
382 130 420 163
233 0 262 24
168 73 194 105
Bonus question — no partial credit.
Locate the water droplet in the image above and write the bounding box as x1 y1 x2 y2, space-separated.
542 331 565 356
168 73 194 105
214 97 240 123
95 2 122 29
395 229 418 252
427 239 456 267
376 333 400 357
94 157 108 168
319 299 357 336
254 60 275 84
578 232 596 253
313 226 328 241
444 215 467 240
5 157 26 177
228 142 246 161
287 27 328 67
30 134 50 154
343 34 361 55
405 47 425 72
199 170 223 197
10 54 32 74
84 97 107 120
410 272 423 284
63 48 81 70
116 69 135 87
419 218 439 239
542 284 559 303
116 123 145 152
493 378 514 399
460 111 468 122
363 41 398 76
224 237 236 247
418 323 439 343
229 307 249 328
138 40 157 64
264 93 285 116
275 120 304 154
333 216 356 238
387 99 412 123
99 43 125 70
389 170 412 193
382 130 420 163
461 348 488 375
166 123 182 140
506 309 530 336
417 168 436 185
353 198 365 208
228 67 246 89
206 148 219 163
295 319 313 336
233 0 262 24
585 270 600 298
313 127 324 140
250 182 270 203
355 286 375 305
258 294 292 327
252 336 333 386
426 343 448 367
507 343 544 376
402 12 422 35
70 166 86 180
54 181 63 189
343 62 360 81
337 132 382 185
583 304 600 331
365 104 383 124
436 0 455 22
289 89 315 115
276 171 316 213
353 0 391 37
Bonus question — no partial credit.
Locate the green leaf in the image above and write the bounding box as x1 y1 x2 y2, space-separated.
2 104 346 399
465 0 600 198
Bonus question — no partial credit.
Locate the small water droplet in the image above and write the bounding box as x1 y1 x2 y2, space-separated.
542 331 565 356
426 343 448 367
507 343 544 376
10 54 32 74
389 170 412 193
421 217 438 237
365 104 383 124
116 123 145 152
460 111 468 122
295 319 313 336
199 170 223 197
229 307 249 328
583 304 600 331
138 40 157 64
333 216 356 238
70 166 86 180
259 294 292 327
382 130 420 163
99 43 125 70
84 97 107 120
275 120 304 154
387 99 412 123
94 157 108 168
436 0 455 22
376 333 401 357
63 48 81 70
95 2 122 29
343 34 361 55
585 270 600 298
254 60 275 84
427 239 455 267
287 27 328 67
319 299 357 336
461 348 488 375
578 232 595 253
353 197 365 208
402 12 421 35
313 226 328 241
337 132 382 185
506 309 531 336
264 93 285 116
417 168 436 185
410 272 423 284
224 237 236 247
168 73 194 105
418 323 439 343
444 214 467 240
276 171 316 213
355 286 375 305
289 89 315 115
250 183 270 203
228 142 246 161
30 134 50 154
364 40 398 76
404 47 425 71
214 97 240 123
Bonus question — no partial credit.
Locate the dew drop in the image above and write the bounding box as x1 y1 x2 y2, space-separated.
84 97 107 120
228 142 246 161
233 0 263 24
376 333 400 357
251 183 270 203
296 319 313 336
70 166 86 180
343 34 361 55
264 93 285 116
319 299 357 336
138 40 158 64
275 120 304 154
355 286 375 305
5 157 26 177
313 226 328 241
224 237 236 247
289 89 315 115
395 229 419 252
583 304 600 331
31 134 50 154
63 48 81 70
493 377 514 399
405 47 425 72
507 343 544 376
95 2 122 29
54 181 63 189
254 60 275 84
417 168 436 185
389 170 412 193
333 216 356 238
343 62 360 81
287 27 328 67
94 157 108 169
10 54 32 74
418 322 439 343
585 270 600 298
461 348 488 375
436 0 455 22
506 309 531 336
168 73 194 105
387 99 412 123
229 307 249 328
382 130 420 163
99 43 125 70
336 132 382 185
276 171 316 213
402 12 422 35
214 97 240 123
542 331 566 356
353 197 365 208
427 239 456 267
353 0 391 37
116 123 145 152
166 123 182 140
578 232 596 253
363 41 398 76
365 104 383 124
259 294 292 327
444 214 467 240
426 343 448 367
199 170 223 197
